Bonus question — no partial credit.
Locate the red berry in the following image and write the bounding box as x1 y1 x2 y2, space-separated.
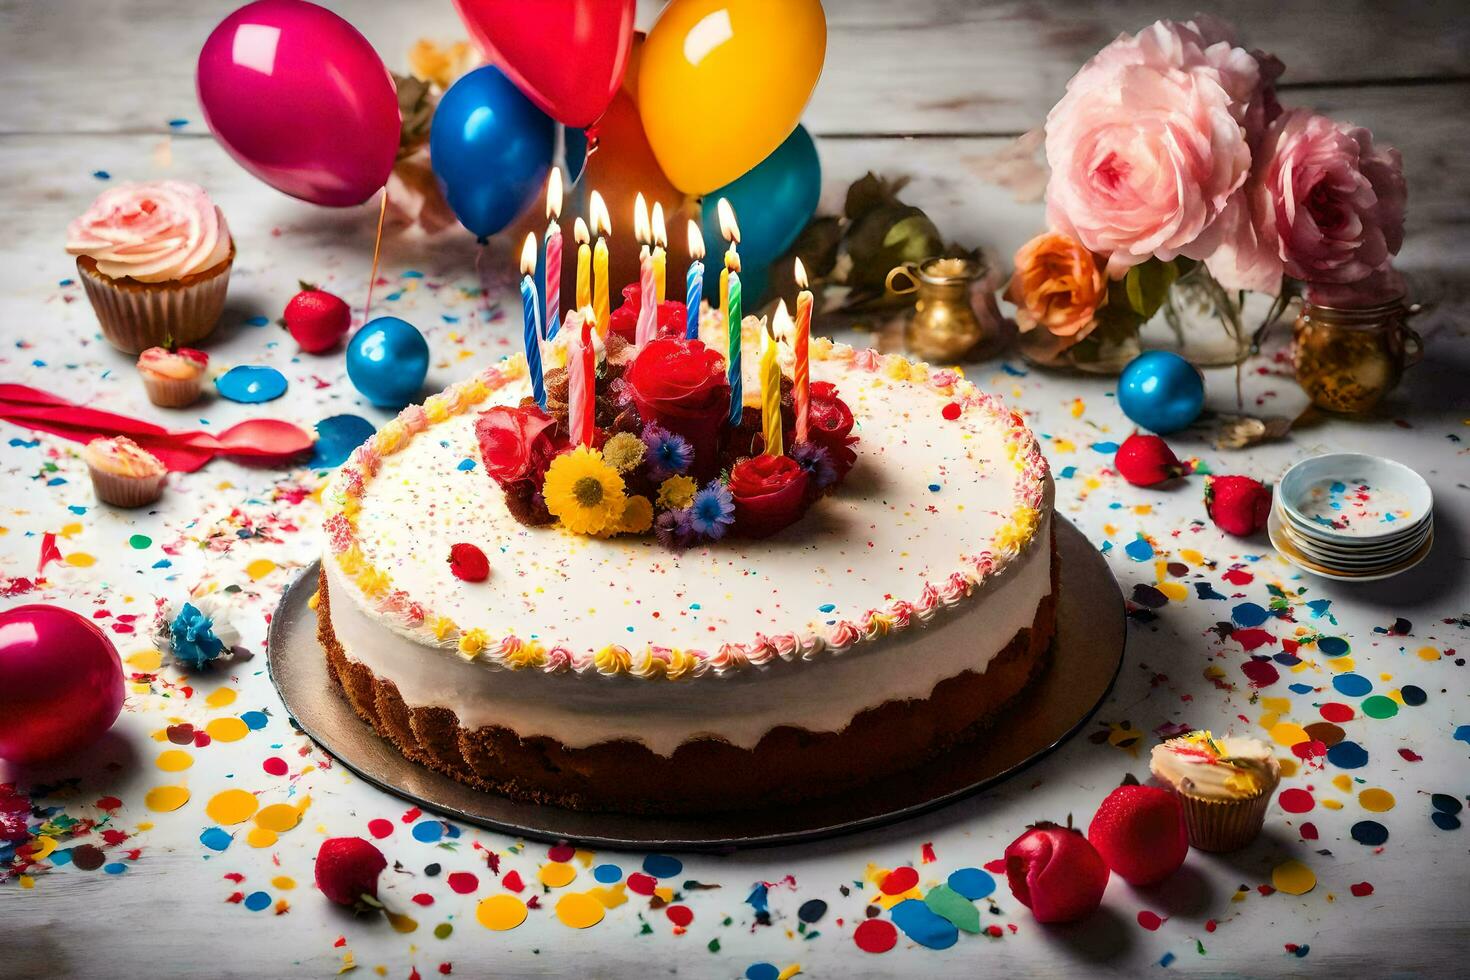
1004 821 1110 923
1114 433 1189 487
315 837 386 909
1204 475 1272 536
448 543 490 582
285 285 351 353
1087 784 1189 885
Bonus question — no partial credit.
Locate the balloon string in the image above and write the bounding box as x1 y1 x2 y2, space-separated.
364 186 390 324
475 239 492 323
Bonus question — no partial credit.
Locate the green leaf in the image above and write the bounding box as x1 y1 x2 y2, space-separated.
1123 259 1180 320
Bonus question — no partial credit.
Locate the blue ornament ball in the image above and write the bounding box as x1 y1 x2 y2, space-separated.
1117 351 1204 434
347 317 429 408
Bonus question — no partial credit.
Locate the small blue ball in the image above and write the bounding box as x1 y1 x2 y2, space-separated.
1118 351 1204 434
347 317 429 408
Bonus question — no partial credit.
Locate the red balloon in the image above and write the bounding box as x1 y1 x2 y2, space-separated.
452 0 636 129
197 0 400 207
0 605 124 764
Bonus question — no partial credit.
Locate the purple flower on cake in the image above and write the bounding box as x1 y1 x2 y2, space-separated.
642 424 694 480
791 441 837 490
654 507 696 550
687 482 735 540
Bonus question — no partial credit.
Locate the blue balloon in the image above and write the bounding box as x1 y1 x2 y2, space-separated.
702 125 820 272
347 317 429 408
430 66 555 240
1118 351 1205 434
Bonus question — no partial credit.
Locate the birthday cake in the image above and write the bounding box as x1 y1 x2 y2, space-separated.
317 315 1055 814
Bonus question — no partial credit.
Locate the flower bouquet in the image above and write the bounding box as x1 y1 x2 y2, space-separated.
1009 16 1406 371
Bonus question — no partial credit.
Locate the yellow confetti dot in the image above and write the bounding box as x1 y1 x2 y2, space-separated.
60 523 83 538
1332 774 1354 793
1271 859 1316 895
387 911 418 933
1327 657 1355 673
247 827 279 848
1417 646 1440 661
205 789 258 825
1052 438 1076 454
245 558 277 581
1269 722 1310 747
1278 758 1300 778
1359 788 1395 812
127 650 162 671
1322 798 1343 810
588 884 627 909
205 717 250 742
1069 398 1085 418
145 785 191 812
1178 548 1204 566
155 750 193 772
538 861 576 888
269 876 295 891
19 875 34 889
1261 697 1292 713
255 803 303 833
777 966 803 980
1156 581 1188 602
476 894 528 931
65 552 96 568
27 836 57 862
205 688 238 708
554 891 605 929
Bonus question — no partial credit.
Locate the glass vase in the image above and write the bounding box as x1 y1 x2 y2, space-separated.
1139 264 1252 367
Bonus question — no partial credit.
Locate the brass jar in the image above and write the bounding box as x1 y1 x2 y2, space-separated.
886 257 986 362
1292 298 1422 415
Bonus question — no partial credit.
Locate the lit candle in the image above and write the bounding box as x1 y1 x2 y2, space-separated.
651 201 667 304
573 216 591 314
543 167 563 340
633 193 656 348
717 198 742 424
793 257 813 444
567 307 597 447
590 190 611 337
763 302 787 456
685 220 704 340
519 233 546 409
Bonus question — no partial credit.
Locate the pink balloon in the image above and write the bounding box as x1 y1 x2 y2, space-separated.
197 0 400 207
0 605 124 764
453 0 635 130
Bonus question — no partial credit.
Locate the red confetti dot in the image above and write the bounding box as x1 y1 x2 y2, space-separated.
448 872 479 894
986 925 1004 938
1278 788 1315 813
1291 740 1327 761
262 757 288 776
1223 568 1253 586
879 866 918 895
1350 882 1374 897
96 796 122 810
665 905 693 927
853 918 898 953
920 842 936 864
547 843 575 863
437 964 452 976
1205 919 1217 933
1398 748 1423 762
1319 702 1355 723
941 402 962 421
367 819 394 839
983 859 1007 875
1300 822 1318 840
1137 910 1164 931
192 731 212 747
412 893 434 906
627 872 657 896
502 870 524 893
402 807 422 823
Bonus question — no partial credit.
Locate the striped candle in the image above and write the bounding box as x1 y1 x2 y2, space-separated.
543 167 562 340
518 233 546 409
726 254 742 425
793 257 813 444
685 220 704 340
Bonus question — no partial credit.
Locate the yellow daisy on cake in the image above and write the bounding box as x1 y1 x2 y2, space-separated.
656 475 697 510
542 446 627 535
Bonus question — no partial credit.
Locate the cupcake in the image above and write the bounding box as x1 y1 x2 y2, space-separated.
83 437 167 508
137 347 209 407
66 181 234 354
1149 731 1281 853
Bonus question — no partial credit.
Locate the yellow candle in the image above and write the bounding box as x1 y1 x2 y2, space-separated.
762 302 787 456
793 257 813 444
651 201 667 304
573 217 591 313
589 190 611 337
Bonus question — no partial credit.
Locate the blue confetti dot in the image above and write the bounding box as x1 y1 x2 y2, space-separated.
1318 636 1350 657
1456 726 1470 747
1231 602 1269 627
103 863 128 875
1332 673 1372 697
1090 441 1119 453
1288 683 1314 695
200 827 232 851
412 820 445 843
216 365 287 404
1431 794 1463 815
1290 945 1310 958
745 965 779 980
241 710 269 731
1159 952 1177 968
1350 820 1388 846
244 315 271 327
946 867 995 900
311 415 376 468
1400 685 1426 706
92 170 111 180
928 483 941 492
168 118 189 128
50 848 73 866
243 891 272 911
818 603 835 613
642 854 683 879
1194 582 1227 600
1326 740 1369 769
457 458 477 471
890 898 959 950
1431 811 1461 831
1058 465 1077 479
593 863 623 884
1124 534 1155 562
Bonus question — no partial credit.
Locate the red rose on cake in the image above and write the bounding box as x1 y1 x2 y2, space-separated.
474 405 563 486
805 381 858 482
624 337 730 481
607 283 688 345
729 454 810 538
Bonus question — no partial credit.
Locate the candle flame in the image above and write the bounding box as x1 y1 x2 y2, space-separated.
687 220 705 260
589 190 611 237
725 240 741 273
651 202 666 248
716 197 740 243
633 193 650 244
794 257 809 290
772 298 793 341
545 167 562 220
574 216 590 245
520 233 538 276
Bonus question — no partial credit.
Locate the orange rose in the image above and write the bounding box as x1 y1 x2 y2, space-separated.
1005 232 1106 338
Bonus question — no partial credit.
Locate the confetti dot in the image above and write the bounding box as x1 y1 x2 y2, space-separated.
797 899 827 924
127 650 162 671
539 862 576 888
255 803 302 833
271 876 296 890
1319 703 1354 723
1400 685 1427 707
206 789 258 826
592 863 622 884
1358 788 1395 813
1317 636 1350 657
412 820 445 843
946 867 995 900
1332 673 1372 697
879 866 919 895
547 843 576 863
853 918 898 954
243 891 272 912
448 872 479 894
1360 695 1398 719
205 688 237 708
477 895 528 931
890 898 958 950
216 365 287 404
1137 910 1164 930
368 818 394 839
1232 602 1269 627
1327 741 1369 769
1279 788 1315 813
642 854 683 879
199 827 232 851
1351 820 1389 846
262 757 288 777
746 965 779 980
555 892 605 929
247 827 278 848
1269 722 1310 747
128 534 152 549
941 402 961 421
241 710 269 730
205 717 250 742
1271 860 1316 895
155 749 193 772
666 904 693 927
145 785 190 812
244 558 277 581
626 872 656 895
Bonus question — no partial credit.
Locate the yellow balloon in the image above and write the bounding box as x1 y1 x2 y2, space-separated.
638 0 826 195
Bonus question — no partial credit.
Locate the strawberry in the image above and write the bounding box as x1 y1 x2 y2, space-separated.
1004 820 1110 923
1114 433 1190 487
1087 783 1189 885
284 283 351 353
314 837 386 910
448 543 490 583
1204 475 1272 536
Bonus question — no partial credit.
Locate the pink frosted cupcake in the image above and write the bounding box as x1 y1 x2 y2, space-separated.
137 347 210 407
66 181 234 354
83 437 167 508
1150 731 1281 853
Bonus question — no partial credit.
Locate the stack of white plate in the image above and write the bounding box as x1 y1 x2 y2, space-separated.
1268 453 1434 581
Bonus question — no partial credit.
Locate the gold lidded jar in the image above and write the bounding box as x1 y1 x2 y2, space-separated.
886 257 987 362
1292 296 1422 415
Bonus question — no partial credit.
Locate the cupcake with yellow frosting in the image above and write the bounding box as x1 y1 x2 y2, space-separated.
137 346 209 407
66 181 234 353
83 436 167 508
1149 731 1281 852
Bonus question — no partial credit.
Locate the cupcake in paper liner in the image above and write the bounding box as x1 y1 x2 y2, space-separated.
137 346 210 407
66 181 234 354
1149 731 1281 853
83 436 167 508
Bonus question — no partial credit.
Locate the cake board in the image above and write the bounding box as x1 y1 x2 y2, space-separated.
267 516 1124 852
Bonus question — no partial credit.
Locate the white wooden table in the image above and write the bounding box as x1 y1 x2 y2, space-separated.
2 2 1468 977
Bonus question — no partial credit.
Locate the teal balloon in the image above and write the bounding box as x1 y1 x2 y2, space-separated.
734 262 770 309
702 125 819 270
1118 351 1204 433
347 317 429 408
431 65 555 240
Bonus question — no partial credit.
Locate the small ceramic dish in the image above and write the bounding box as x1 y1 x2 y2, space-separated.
1278 453 1432 545
1275 508 1433 564
1269 507 1434 581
